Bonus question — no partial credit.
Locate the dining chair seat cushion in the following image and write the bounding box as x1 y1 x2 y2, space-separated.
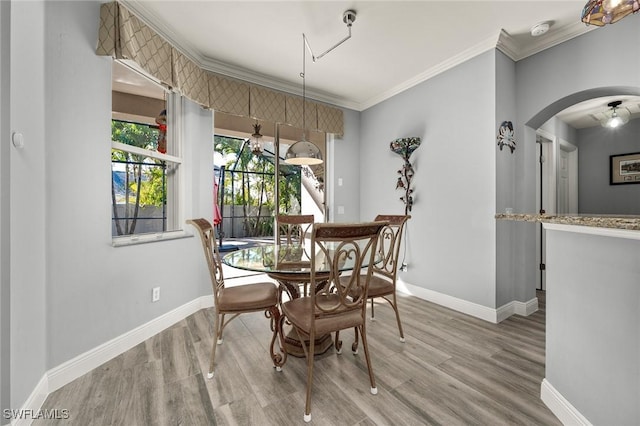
282 295 363 336
340 275 393 299
218 282 278 312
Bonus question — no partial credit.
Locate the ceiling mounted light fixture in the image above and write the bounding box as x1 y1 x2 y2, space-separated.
530 22 550 36
284 10 357 166
581 0 640 26
250 122 264 156
601 100 630 128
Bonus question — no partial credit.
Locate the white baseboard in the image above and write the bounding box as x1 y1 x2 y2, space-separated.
397 279 499 323
47 295 213 392
496 297 539 322
10 375 48 426
397 279 538 323
541 378 592 426
16 295 213 426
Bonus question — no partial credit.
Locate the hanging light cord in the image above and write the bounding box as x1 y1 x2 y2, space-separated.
301 34 307 141
298 11 356 141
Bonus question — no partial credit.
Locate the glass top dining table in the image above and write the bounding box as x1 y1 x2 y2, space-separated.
221 241 376 357
221 241 379 289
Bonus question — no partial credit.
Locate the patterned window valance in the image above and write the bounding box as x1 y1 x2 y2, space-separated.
96 1 344 136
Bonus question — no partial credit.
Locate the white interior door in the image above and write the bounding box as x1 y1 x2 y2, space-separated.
557 140 578 214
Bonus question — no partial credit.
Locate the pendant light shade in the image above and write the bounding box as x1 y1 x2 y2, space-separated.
284 34 324 166
284 140 323 165
581 0 640 26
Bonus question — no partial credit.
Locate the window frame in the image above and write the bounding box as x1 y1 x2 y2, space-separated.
111 83 187 246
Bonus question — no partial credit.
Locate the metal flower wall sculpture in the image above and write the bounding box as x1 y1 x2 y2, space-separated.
390 137 421 214
497 121 516 153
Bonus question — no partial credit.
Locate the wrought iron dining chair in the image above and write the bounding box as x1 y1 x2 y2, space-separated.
342 214 410 353
278 221 387 423
276 214 314 245
276 214 314 297
187 218 284 378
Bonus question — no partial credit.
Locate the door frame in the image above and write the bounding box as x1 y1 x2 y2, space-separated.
537 129 556 291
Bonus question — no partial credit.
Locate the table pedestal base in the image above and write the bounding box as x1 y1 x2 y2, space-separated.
283 327 333 357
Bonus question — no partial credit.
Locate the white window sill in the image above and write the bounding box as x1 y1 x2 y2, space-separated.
112 230 192 247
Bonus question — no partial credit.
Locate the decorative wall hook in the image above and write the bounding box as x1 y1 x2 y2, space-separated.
390 137 421 214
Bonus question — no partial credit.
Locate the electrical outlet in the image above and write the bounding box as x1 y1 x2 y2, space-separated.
152 286 160 302
400 263 408 272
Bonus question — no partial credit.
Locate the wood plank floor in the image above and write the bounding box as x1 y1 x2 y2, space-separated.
35 290 559 425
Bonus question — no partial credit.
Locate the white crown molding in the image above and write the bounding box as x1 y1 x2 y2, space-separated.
119 0 361 111
498 21 596 62
358 32 501 111
197 55 361 110
496 29 520 61
121 1 594 112
121 1 203 66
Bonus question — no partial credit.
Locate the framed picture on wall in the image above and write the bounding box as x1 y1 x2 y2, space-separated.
610 152 640 185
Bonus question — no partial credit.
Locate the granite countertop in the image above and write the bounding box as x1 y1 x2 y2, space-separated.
495 213 640 231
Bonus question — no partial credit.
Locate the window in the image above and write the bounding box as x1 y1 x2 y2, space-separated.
111 61 182 243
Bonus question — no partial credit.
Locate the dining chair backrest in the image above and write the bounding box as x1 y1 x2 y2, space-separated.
372 214 411 283
310 221 387 318
187 218 225 301
277 214 314 245
283 221 387 422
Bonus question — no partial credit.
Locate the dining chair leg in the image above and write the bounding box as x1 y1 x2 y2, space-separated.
358 324 378 395
303 330 316 423
208 310 222 378
370 298 376 320
390 294 405 342
334 330 343 354
352 326 360 354
217 313 226 344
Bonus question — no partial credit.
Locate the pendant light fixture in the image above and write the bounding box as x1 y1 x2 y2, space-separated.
284 35 323 165
284 10 357 166
250 122 264 156
601 100 630 128
581 0 640 26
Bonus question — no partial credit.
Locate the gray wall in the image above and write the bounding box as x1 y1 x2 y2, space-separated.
495 50 520 307
577 117 640 214
545 227 639 425
330 107 361 223
7 0 214 410
514 18 640 424
0 0 10 415
359 51 497 307
10 0 47 410
513 18 640 308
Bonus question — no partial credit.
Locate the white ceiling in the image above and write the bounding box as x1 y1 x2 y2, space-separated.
115 1 640 128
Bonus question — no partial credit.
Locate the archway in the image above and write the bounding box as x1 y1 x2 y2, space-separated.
525 86 640 290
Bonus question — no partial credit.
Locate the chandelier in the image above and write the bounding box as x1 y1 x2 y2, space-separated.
581 0 640 26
